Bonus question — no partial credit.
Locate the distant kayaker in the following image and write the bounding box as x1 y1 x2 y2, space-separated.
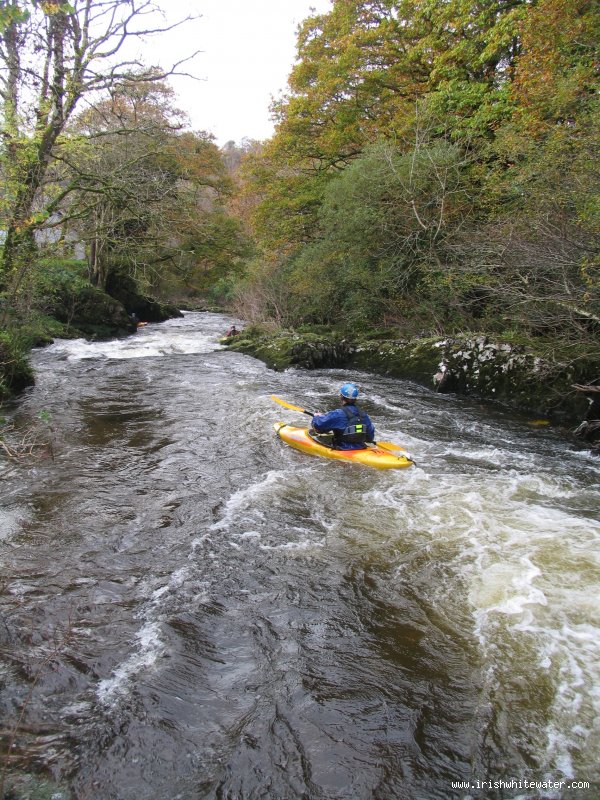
310 383 375 450
225 324 239 338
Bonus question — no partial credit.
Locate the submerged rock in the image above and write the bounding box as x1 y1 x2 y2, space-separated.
572 384 600 451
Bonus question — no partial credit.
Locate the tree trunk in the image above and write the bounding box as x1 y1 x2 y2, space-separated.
89 239 109 291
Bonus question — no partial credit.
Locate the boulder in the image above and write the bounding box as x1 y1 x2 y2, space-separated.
51 285 136 338
105 270 182 322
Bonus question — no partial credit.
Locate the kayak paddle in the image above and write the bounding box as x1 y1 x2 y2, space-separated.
270 395 314 417
269 394 407 454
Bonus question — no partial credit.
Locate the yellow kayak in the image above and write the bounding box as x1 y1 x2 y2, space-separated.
274 423 413 470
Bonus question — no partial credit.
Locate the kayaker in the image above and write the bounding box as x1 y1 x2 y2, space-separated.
310 383 375 450
225 324 239 338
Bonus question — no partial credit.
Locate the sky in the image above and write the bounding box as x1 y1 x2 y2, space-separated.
149 0 333 147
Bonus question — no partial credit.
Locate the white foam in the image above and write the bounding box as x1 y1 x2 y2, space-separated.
43 317 222 362
210 470 288 532
190 533 213 553
45 334 217 361
61 700 93 717
469 558 547 617
96 565 209 705
259 537 325 551
0 503 31 543
359 457 600 778
97 620 164 703
8 580 38 597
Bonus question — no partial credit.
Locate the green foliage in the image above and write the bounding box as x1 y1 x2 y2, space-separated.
0 2 30 32
227 0 599 370
283 138 477 328
271 0 528 169
10 312 69 348
207 274 238 306
0 329 33 400
31 258 88 302
150 211 252 301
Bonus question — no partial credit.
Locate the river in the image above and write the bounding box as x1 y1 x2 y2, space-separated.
1 312 598 800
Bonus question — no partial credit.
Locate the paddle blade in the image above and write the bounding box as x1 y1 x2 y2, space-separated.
375 440 406 453
270 395 305 412
374 441 414 464
270 395 314 416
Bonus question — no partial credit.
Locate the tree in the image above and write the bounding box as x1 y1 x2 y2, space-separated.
468 0 600 352
57 80 230 292
0 0 199 304
510 0 599 133
270 0 526 173
467 102 600 355
238 0 529 298
286 137 477 327
227 0 598 348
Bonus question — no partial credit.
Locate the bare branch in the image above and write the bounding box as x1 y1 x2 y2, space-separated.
0 0 206 289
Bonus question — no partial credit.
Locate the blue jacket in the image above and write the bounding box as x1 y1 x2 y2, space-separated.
312 404 375 450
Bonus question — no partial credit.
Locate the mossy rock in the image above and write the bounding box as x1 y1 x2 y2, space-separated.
223 330 300 370
349 337 440 383
224 326 595 424
50 284 136 338
425 336 590 421
16 314 76 348
105 270 183 322
223 329 354 370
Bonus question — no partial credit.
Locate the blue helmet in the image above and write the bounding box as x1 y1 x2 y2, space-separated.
340 382 360 400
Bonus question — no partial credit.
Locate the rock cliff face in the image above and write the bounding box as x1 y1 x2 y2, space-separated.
225 331 354 372
225 328 595 426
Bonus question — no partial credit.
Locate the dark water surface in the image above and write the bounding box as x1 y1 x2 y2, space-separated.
1 312 598 800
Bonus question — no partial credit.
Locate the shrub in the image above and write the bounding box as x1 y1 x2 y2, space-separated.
0 331 34 400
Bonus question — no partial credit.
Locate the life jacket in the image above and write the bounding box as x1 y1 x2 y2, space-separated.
333 405 369 447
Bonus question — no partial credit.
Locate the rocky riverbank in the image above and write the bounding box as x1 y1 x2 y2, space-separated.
0 270 182 401
224 327 599 442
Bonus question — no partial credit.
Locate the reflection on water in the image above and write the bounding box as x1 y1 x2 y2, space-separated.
0 313 598 799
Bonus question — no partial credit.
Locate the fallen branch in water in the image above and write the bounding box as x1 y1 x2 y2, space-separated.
0 413 54 462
